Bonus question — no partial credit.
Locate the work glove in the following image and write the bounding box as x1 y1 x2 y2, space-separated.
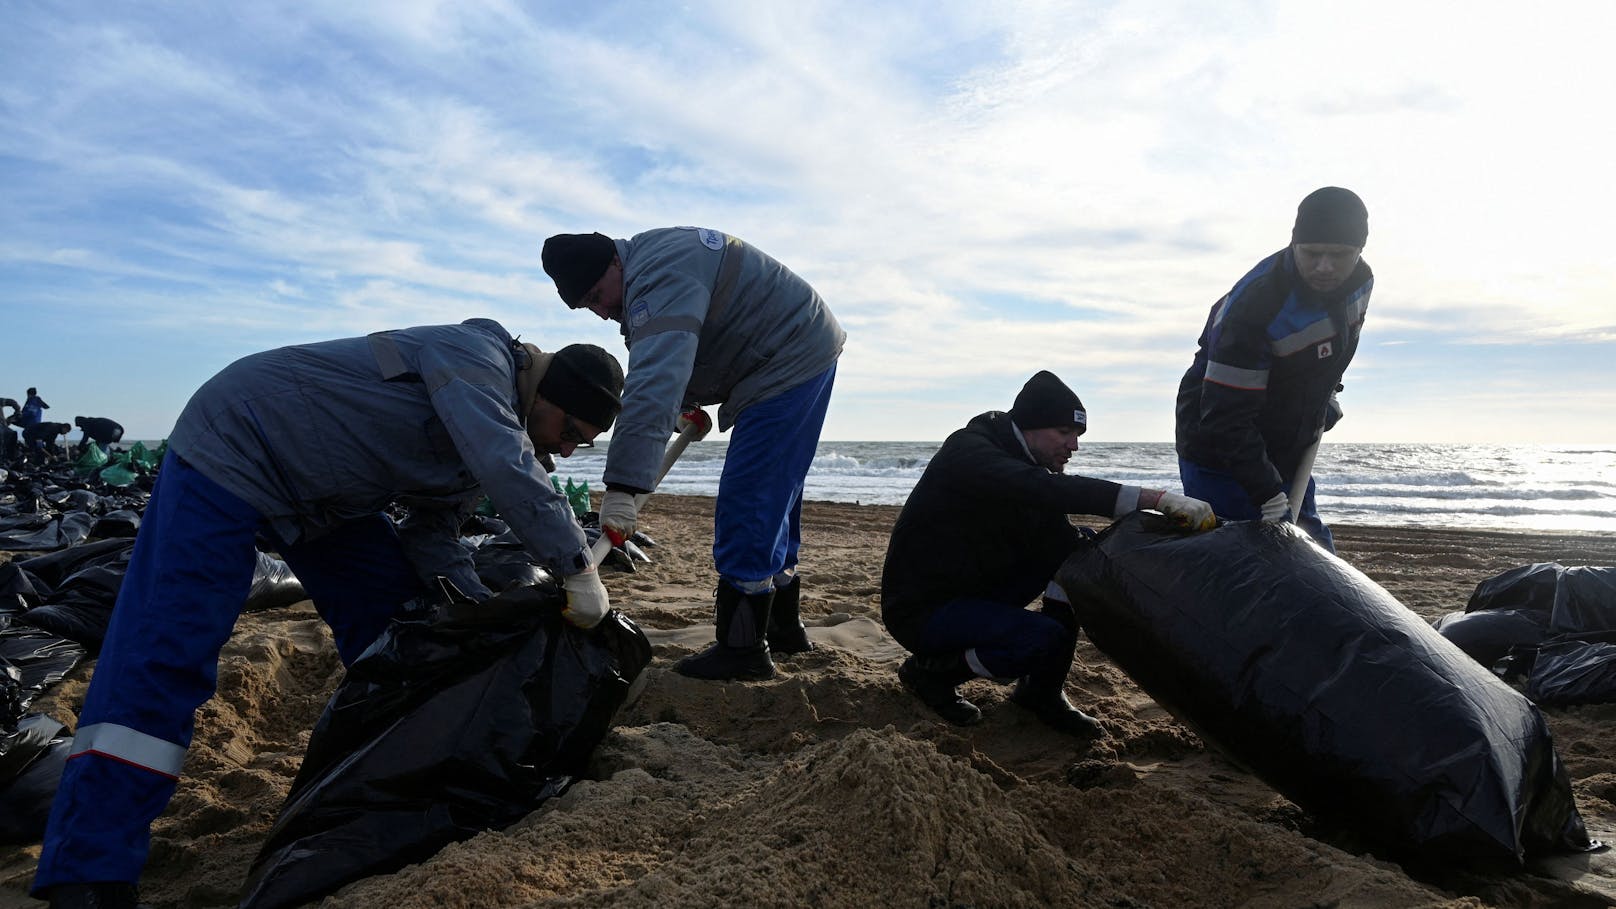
676 406 714 439
599 489 640 545
561 567 610 629
1155 491 1217 531
1259 491 1292 523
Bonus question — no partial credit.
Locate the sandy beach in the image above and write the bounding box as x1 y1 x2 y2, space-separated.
4 495 1616 908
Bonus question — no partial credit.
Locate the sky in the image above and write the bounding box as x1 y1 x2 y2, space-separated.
3 1 1614 444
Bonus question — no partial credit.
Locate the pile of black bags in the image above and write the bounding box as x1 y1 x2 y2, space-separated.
1058 512 1592 866
1437 563 1616 706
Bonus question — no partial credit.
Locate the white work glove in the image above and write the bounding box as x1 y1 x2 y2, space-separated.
1259 491 1292 523
676 406 714 439
561 567 610 629
599 489 639 544
1155 491 1217 531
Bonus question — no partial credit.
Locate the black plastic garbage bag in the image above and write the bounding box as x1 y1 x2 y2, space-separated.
1057 512 1591 866
1434 609 1550 667
0 629 85 713
239 581 653 909
471 543 550 593
11 539 135 594
1525 632 1616 706
89 509 141 538
1468 563 1616 633
17 547 134 652
242 551 307 613
0 714 70 845
0 512 93 551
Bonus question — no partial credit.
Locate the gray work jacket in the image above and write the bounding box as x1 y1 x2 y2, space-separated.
605 227 845 492
169 318 591 595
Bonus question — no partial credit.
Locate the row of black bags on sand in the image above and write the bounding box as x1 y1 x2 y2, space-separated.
1435 563 1616 706
1 459 653 909
1057 512 1598 867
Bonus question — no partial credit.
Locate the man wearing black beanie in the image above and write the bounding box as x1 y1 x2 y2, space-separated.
543 226 845 682
33 319 624 906
881 372 1213 733
1174 186 1373 551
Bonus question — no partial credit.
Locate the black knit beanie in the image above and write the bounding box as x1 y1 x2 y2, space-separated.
1010 371 1087 432
1292 187 1368 247
541 232 617 306
538 344 624 430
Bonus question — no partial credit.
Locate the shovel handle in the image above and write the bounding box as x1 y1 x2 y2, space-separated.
589 415 708 566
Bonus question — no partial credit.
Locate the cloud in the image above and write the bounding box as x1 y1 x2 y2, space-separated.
3 0 1614 441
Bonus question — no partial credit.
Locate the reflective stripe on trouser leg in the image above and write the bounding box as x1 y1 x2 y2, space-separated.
34 453 264 892
714 364 835 590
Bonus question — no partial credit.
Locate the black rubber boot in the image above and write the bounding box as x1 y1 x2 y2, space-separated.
48 883 149 909
766 575 813 654
1010 598 1103 739
899 652 982 726
674 582 777 681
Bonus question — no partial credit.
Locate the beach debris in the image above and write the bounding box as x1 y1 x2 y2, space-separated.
1058 511 1594 866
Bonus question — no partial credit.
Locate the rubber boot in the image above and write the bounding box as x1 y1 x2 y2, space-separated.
766 575 813 654
674 581 777 681
1009 598 1103 739
48 883 150 909
899 652 982 726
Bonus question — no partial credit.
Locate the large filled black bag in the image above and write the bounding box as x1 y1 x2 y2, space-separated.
239 580 653 909
1467 563 1616 633
1057 512 1591 866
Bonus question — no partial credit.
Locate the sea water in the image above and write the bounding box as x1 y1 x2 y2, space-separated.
554 441 1616 535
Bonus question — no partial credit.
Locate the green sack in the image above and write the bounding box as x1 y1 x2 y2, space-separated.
563 478 591 518
100 460 139 487
74 443 110 476
129 440 159 470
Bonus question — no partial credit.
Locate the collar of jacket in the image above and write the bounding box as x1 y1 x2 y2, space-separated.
515 343 552 427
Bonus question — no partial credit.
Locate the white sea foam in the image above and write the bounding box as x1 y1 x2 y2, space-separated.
552 441 1616 534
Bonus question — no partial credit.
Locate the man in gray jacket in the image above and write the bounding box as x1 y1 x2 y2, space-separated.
33 319 622 909
543 227 845 682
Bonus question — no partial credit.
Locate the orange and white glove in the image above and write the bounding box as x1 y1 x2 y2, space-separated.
599 489 639 545
561 567 610 629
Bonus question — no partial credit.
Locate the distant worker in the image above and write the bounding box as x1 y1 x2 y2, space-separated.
33 320 624 909
1175 186 1372 551
18 387 49 429
22 421 72 460
881 371 1215 734
73 416 125 456
544 227 845 682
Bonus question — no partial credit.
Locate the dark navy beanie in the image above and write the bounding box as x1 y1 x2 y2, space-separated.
1292 187 1368 247
539 344 624 430
541 233 617 306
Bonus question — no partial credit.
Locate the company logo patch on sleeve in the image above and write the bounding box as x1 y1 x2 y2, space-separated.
675 226 726 250
1316 341 1333 359
629 301 650 331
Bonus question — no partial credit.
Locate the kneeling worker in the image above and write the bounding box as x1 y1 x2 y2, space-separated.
33 319 623 909
881 371 1214 735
